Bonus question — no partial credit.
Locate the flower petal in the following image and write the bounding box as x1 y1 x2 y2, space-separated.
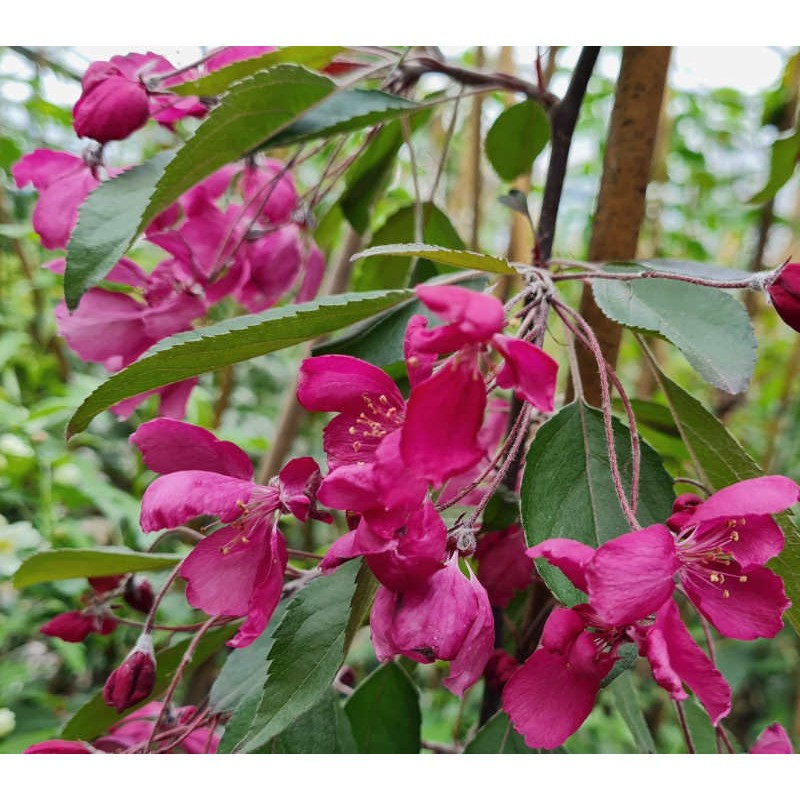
587 525 679 625
691 476 799 525
492 334 558 412
751 723 794 754
526 538 595 594
130 419 253 479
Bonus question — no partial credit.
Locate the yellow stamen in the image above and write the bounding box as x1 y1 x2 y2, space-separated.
723 589 731 599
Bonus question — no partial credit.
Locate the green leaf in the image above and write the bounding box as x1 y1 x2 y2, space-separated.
64 152 172 310
463 711 544 753
649 363 800 635
355 243 517 279
344 560 379 653
592 268 756 393
520 401 675 606
353 205 467 292
268 691 357 753
169 47 346 96
618 258 754 284
13 547 182 589
209 601 287 713
66 289 412 437
61 624 237 741
266 90 418 149
314 274 486 368
749 129 800 204
233 559 361 753
485 100 550 181
609 672 655 753
344 662 421 753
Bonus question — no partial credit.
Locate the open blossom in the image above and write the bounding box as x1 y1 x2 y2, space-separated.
505 540 731 749
12 150 99 249
750 723 794 754
132 419 327 647
586 476 797 639
371 555 493 696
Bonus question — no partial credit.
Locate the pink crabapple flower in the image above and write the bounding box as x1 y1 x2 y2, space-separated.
131 418 329 648
585 475 798 640
370 555 494 696
504 542 731 748
12 150 99 250
750 723 794 754
475 524 535 608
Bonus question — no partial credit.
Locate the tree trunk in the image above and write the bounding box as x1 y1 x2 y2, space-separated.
571 47 671 406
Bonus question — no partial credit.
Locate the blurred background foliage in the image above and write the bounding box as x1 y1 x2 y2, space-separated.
1 46 800 754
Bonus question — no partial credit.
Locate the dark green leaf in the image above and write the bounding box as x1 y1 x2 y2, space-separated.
649 363 800 634
353 204 467 292
609 672 655 753
169 47 346 96
520 401 675 606
592 268 756 393
463 710 545 753
61 624 237 741
485 100 550 181
64 152 172 310
749 129 800 204
599 643 639 689
13 547 182 589
314 274 486 368
344 560 379 653
209 601 287 713
480 485 520 532
345 662 421 753
617 258 754 284
498 189 532 219
67 289 412 437
232 559 361 753
268 691 357 753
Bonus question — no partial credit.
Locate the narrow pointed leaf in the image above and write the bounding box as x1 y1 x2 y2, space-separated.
520 401 674 606
354 243 517 276
66 289 412 437
610 672 655 753
13 547 182 589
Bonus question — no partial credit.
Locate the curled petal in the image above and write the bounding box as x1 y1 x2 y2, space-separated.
691 476 799 525
130 418 253 479
492 334 558 412
526 538 596 594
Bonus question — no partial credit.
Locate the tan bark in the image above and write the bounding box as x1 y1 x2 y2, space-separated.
572 47 671 407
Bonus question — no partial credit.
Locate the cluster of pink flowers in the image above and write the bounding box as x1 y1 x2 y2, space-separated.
504 476 798 749
13 48 324 419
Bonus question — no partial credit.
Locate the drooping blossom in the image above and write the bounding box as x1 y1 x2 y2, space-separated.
586 476 798 640
12 150 99 249
750 723 794 754
370 555 494 696
132 418 328 647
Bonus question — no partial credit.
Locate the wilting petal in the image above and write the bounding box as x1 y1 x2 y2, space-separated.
751 723 794 754
401 355 486 486
682 564 789 640
692 476 799 524
526 538 596 594
140 471 256 531
637 599 731 725
587 525 679 625
130 418 253 479
492 334 558 413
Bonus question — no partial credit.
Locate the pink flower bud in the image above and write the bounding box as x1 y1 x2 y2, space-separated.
123 577 155 614
73 60 150 143
25 739 94 754
103 635 156 713
89 575 124 594
483 649 519 691
40 610 118 643
665 492 704 531
767 262 800 332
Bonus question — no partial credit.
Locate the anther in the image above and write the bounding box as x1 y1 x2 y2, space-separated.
730 531 739 541
739 576 748 583
353 441 361 452
710 573 720 583
723 589 731 599
379 394 389 405
349 426 357 434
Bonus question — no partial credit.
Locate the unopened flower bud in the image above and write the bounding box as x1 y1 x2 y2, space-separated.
40 610 117 643
103 634 156 713
666 493 704 531
767 262 800 332
89 574 124 594
123 577 155 614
